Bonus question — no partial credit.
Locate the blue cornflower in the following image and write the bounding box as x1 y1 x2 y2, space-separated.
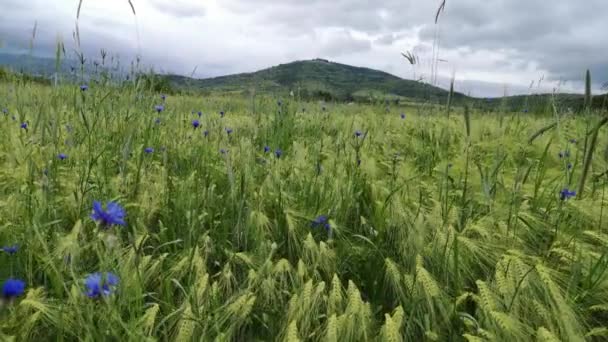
560 188 576 201
192 120 200 129
11 116 16 121
2 279 25 298
219 111 225 118
91 201 126 227
357 159 361 167
225 128 233 135
197 111 202 117
20 122 28 129
160 94 166 101
204 130 209 137
144 147 154 154
154 118 161 124
220 149 227 154
2 108 7 114
155 105 164 113
58 153 67 160
354 130 363 137
277 100 282 106
84 272 119 298
558 151 570 159
400 113 406 119
567 163 573 170
1 245 18 255
264 146 270 153
523 108 529 113
311 215 331 231
569 138 577 144
274 149 283 158
80 84 88 91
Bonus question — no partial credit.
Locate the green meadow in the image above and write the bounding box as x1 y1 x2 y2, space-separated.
0 80 607 341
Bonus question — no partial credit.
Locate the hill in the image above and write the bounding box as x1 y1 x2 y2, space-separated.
0 53 126 82
481 93 608 113
1 53 605 109
165 59 466 103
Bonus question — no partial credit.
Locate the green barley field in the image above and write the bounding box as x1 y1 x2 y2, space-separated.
0 79 607 341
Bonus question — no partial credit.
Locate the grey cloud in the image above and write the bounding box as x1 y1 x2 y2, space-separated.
375 33 396 46
1 0 606 96
148 0 206 18
220 0 435 34
221 0 608 90
419 0 608 85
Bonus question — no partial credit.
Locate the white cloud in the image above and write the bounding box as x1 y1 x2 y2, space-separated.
318 29 371 57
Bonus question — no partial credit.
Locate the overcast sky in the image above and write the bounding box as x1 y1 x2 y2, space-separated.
1 0 606 97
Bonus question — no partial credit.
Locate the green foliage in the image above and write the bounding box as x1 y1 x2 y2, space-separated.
0 80 607 341
136 72 175 94
0 67 51 86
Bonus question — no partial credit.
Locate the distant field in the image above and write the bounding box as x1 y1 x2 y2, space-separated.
0 81 607 341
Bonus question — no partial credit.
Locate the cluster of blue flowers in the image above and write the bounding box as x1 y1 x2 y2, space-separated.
262 146 283 158
1 242 25 299
558 147 575 170
84 272 119 298
1 245 18 255
2 271 119 300
2 279 25 299
560 188 576 201
91 201 127 228
79 202 124 298
311 215 331 231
